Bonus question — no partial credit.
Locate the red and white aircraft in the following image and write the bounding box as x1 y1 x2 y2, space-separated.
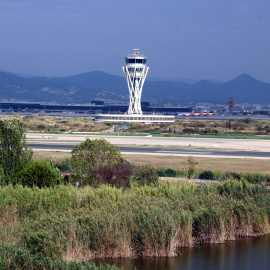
194 111 204 116
179 110 217 117
204 111 217 116
179 110 194 117
179 110 205 117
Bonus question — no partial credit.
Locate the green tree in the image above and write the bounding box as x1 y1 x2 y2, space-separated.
71 138 121 186
16 160 62 188
0 118 32 182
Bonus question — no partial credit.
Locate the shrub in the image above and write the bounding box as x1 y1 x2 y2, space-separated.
199 170 215 180
92 161 132 187
156 167 187 178
164 168 177 177
53 158 72 172
182 128 196 133
132 165 159 186
71 139 122 186
16 160 62 188
187 157 196 179
37 124 47 130
238 117 257 124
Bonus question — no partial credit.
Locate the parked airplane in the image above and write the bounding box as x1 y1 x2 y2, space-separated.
179 110 216 117
179 110 194 117
193 111 204 116
203 111 217 116
180 110 206 117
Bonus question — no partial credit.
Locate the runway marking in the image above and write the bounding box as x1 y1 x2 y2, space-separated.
158 150 212 155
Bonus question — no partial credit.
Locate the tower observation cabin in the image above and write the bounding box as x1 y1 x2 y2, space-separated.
123 49 149 115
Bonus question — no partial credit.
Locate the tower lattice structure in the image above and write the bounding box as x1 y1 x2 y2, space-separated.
123 49 149 115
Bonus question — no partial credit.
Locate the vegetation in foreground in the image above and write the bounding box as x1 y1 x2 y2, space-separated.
0 117 269 267
0 245 119 270
0 181 269 261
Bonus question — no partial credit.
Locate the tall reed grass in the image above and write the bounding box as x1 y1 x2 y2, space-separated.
0 180 269 261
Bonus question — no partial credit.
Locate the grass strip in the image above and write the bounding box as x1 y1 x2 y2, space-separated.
66 132 270 140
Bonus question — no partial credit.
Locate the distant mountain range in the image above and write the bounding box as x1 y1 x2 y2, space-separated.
0 71 269 105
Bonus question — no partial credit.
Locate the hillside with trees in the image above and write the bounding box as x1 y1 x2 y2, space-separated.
0 71 270 104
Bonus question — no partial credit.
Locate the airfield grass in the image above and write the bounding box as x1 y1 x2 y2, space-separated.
33 151 270 174
2 115 270 139
0 115 109 133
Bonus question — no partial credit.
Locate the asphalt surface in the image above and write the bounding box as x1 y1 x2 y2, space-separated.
28 143 270 159
26 133 270 152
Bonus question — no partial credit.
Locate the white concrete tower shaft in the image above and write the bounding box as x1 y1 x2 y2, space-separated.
122 49 149 115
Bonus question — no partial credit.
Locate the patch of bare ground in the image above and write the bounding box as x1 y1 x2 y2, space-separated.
33 151 71 160
122 154 270 173
33 151 270 173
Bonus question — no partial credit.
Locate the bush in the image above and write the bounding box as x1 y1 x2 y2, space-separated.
71 139 122 186
199 170 215 180
182 128 196 134
53 158 72 172
16 160 62 188
164 168 177 177
156 167 187 178
37 124 47 130
187 157 196 179
132 165 159 186
238 117 257 124
92 161 132 187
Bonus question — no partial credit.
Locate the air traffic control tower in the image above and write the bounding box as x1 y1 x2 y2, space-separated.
94 49 174 123
123 49 149 115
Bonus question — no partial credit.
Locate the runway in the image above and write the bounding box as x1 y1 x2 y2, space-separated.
26 133 270 159
28 143 270 159
27 133 270 152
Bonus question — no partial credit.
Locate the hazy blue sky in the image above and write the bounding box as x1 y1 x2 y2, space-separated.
0 0 269 82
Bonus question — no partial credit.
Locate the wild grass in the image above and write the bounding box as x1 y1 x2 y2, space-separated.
0 180 269 261
157 167 270 183
125 119 270 137
0 244 119 269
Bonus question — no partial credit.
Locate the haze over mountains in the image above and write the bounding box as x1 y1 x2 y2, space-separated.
0 71 269 105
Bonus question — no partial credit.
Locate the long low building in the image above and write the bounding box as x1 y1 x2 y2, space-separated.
94 114 175 123
0 102 191 115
